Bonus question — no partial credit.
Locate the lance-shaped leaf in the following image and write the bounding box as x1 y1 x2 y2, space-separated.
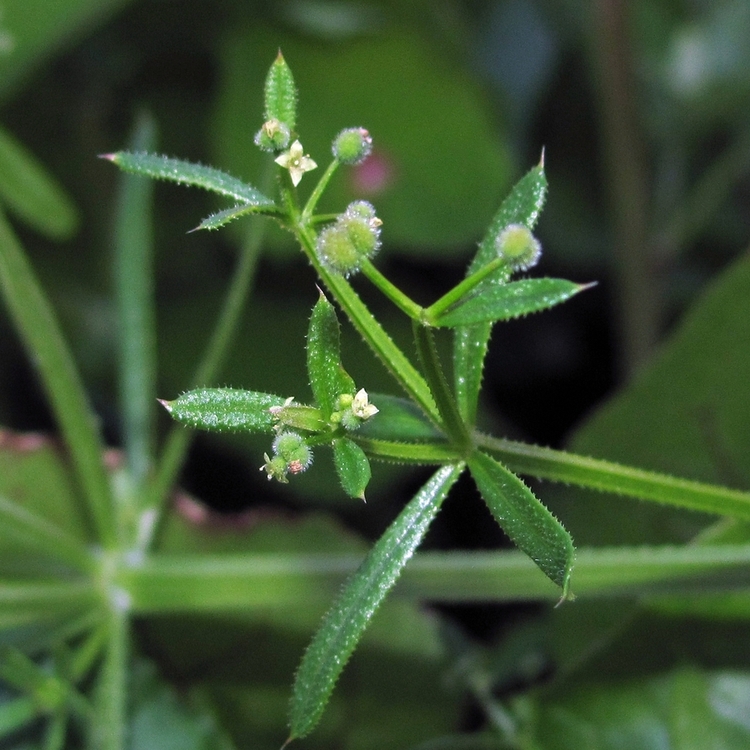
453 160 547 426
468 451 574 596
307 291 355 417
264 51 298 130
333 438 371 499
101 152 276 206
193 202 279 232
434 278 592 328
288 463 464 740
0 126 78 239
160 388 287 432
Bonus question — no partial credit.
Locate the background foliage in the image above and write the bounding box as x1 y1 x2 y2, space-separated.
2 0 750 747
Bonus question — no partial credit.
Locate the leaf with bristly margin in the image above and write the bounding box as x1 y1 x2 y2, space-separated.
434 278 591 327
160 388 287 433
101 152 276 206
307 291 355 417
333 438 371 499
193 202 278 231
264 51 297 129
453 161 547 426
288 463 464 740
468 451 574 596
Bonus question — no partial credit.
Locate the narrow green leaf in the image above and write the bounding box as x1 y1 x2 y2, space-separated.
161 388 287 433
477 433 750 521
307 291 355 417
454 161 547 425
468 451 574 595
102 152 276 206
0 696 36 736
193 201 278 231
0 495 94 573
288 463 464 740
115 113 157 490
332 438 371 499
92 611 129 750
0 125 78 239
0 210 116 547
264 51 297 129
435 278 591 328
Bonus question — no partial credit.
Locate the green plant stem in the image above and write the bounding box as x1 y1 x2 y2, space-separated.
424 255 507 322
146 204 266 547
115 113 157 493
0 581 97 630
354 437 457 464
477 432 750 520
590 0 657 376
294 222 441 424
93 609 129 750
0 210 116 548
301 159 339 222
412 322 470 449
360 258 424 320
120 544 750 612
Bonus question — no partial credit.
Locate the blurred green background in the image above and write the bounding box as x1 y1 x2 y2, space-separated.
2 1 750 746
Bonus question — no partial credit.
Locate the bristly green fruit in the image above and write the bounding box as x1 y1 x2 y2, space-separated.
315 201 382 276
495 223 542 271
332 127 373 165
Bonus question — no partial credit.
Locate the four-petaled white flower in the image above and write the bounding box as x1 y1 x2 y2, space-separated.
275 140 317 186
351 389 378 420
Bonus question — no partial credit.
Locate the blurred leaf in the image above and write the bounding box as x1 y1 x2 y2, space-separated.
0 0 133 102
552 251 750 546
0 126 77 239
357 394 442 441
211 25 512 252
0 431 91 576
528 667 750 749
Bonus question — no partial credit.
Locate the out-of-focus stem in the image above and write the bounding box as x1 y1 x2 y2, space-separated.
590 0 657 377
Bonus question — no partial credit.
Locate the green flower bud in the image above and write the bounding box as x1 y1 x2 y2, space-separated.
260 453 290 483
254 118 291 152
495 224 542 272
332 127 373 165
315 203 382 277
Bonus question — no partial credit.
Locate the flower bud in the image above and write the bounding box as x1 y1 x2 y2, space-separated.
495 224 542 272
315 202 382 276
272 431 313 470
332 127 372 165
254 118 291 152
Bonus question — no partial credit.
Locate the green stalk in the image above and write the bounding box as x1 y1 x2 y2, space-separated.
301 159 339 222
92 609 129 750
294 223 440 424
114 113 157 493
412 322 470 448
354 436 458 464
477 433 750 520
423 255 507 322
0 210 116 548
120 543 750 612
360 258 424 321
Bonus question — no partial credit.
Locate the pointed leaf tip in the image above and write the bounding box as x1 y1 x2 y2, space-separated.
98 153 116 162
156 398 173 412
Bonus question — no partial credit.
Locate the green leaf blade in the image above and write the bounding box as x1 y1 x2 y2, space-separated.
306 291 355 417
264 51 298 129
454 161 548 425
333 438 371 499
436 278 591 327
193 202 278 231
468 451 574 595
0 125 78 239
103 152 276 206
162 388 287 433
288 462 464 740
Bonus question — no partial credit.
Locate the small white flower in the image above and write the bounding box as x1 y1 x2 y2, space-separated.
274 140 317 186
351 388 378 420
